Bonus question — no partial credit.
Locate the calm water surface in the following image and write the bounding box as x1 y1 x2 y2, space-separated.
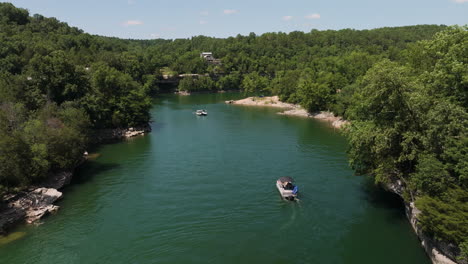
0 94 429 264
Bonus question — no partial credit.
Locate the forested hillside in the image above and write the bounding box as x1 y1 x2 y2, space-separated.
345 27 468 261
0 3 153 190
0 2 466 260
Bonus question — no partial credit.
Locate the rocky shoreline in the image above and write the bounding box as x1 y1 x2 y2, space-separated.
385 181 462 264
0 172 73 235
0 124 151 235
227 96 349 129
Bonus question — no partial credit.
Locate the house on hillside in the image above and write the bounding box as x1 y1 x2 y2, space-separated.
200 52 214 61
200 52 221 65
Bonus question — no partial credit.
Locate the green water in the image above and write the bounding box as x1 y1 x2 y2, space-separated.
0 94 429 264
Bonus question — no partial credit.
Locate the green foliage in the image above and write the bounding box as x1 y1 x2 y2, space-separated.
143 74 160 94
0 129 34 186
331 82 359 118
171 52 207 74
271 70 301 103
26 50 89 104
415 187 468 245
0 102 89 186
297 70 335 112
241 72 269 95
217 71 241 91
178 76 216 92
410 154 452 196
419 100 468 188
406 26 468 107
345 60 419 184
345 121 380 176
345 27 468 253
459 241 468 262
0 3 29 25
347 59 417 125
82 63 151 128
0 3 153 191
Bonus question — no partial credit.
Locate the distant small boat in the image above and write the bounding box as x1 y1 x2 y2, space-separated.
276 176 298 201
196 109 207 116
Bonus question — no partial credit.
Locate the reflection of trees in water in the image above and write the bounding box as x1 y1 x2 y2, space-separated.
292 117 347 155
336 177 429 264
360 176 406 218
73 135 152 185
67 136 153 222
72 162 120 185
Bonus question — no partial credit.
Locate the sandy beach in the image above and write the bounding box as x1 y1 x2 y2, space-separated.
227 96 349 129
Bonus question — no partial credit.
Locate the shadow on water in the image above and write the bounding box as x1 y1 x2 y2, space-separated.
361 176 406 221
150 121 165 132
335 177 430 264
71 162 120 185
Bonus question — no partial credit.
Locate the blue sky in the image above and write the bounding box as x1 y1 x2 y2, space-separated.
4 0 468 39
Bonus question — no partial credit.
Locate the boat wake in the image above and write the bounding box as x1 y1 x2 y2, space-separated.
280 201 302 230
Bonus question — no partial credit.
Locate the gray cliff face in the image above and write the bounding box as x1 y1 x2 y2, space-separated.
384 180 463 264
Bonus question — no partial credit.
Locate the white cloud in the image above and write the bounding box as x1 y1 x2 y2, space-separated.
282 16 293 21
150 33 161 38
305 13 321 19
200 10 209 16
223 9 239 15
123 20 144 26
453 0 468 3
199 20 208 25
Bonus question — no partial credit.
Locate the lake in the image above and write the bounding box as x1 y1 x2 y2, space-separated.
0 93 429 264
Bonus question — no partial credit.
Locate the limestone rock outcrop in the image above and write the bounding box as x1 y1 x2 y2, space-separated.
384 181 462 264
0 187 62 233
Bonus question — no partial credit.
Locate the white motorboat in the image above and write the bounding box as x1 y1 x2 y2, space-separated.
276 176 298 201
196 109 207 116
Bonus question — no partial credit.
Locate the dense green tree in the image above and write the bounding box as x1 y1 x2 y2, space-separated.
178 76 216 92
0 3 29 25
0 123 32 186
406 26 468 107
410 154 452 196
345 30 467 254
217 71 241 91
271 70 301 103
241 72 269 95
416 188 468 245
26 51 89 104
297 69 334 112
83 63 150 128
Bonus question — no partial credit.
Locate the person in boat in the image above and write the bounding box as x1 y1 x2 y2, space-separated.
284 182 294 190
